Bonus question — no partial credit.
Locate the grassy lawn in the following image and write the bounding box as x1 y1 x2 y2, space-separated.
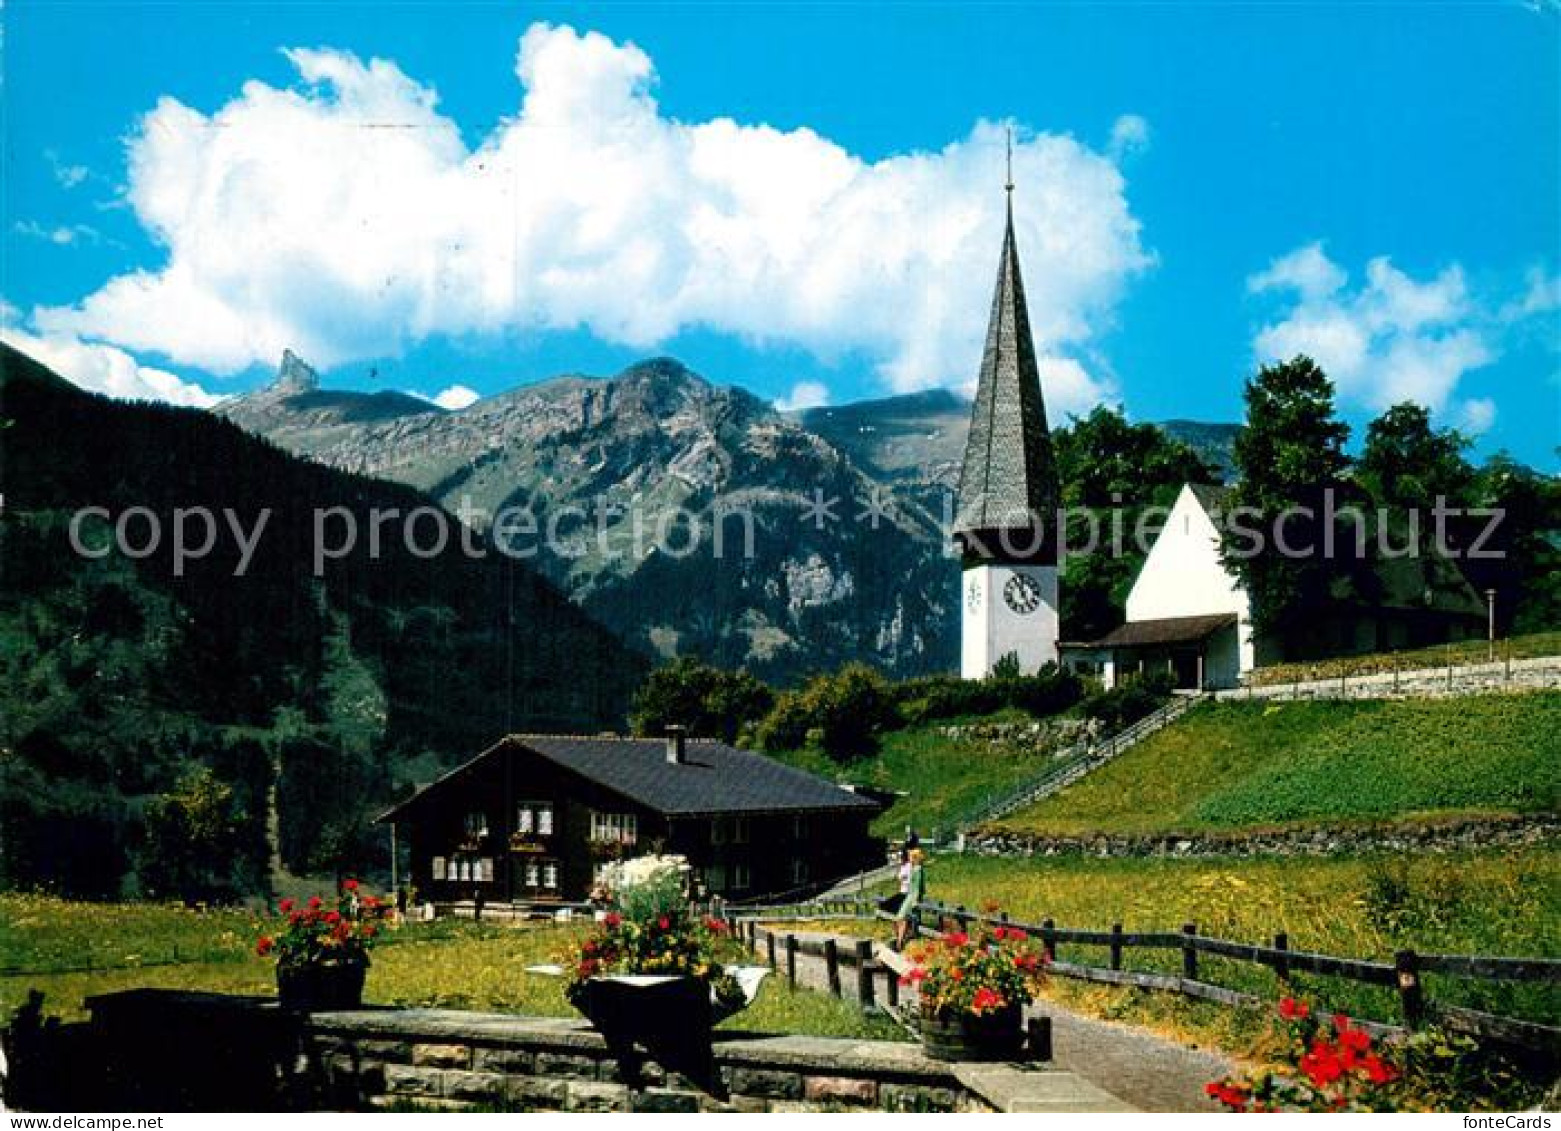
1250 630 1561 687
0 895 903 1041
994 693 1559 836
904 850 1558 1026
781 848 1558 1061
772 711 1063 838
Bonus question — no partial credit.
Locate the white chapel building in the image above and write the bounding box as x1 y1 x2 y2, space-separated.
1062 484 1254 690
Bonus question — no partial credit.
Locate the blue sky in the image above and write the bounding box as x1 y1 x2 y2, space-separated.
3 2 1558 465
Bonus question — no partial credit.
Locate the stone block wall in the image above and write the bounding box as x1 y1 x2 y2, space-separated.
304 1008 985 1113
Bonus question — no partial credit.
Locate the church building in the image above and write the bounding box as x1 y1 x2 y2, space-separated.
953 178 1063 679
1060 482 1488 689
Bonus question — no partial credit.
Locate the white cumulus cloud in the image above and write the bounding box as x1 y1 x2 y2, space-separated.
1246 242 1533 428
431 384 480 410
1108 114 1150 160
1 326 218 408
774 380 830 413
34 22 1148 410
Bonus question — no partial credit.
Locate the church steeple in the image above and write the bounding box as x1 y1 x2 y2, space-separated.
953 167 1060 560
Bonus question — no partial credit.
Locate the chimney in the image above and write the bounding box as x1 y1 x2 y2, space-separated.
665 725 688 765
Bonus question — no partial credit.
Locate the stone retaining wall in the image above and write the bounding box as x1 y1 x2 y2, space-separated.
1227 656 1560 702
307 1008 982 1112
966 814 1559 859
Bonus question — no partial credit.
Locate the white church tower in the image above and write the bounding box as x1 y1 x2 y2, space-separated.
953 171 1062 679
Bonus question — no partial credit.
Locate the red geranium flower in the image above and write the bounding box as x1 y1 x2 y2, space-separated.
278 898 295 914
1362 1055 1396 1085
657 916 670 930
945 931 969 947
307 895 323 910
1279 996 1309 1020
256 936 274 957
343 878 359 892
970 987 1005 1013
604 912 623 928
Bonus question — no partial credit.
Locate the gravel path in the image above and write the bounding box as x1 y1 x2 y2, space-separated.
768 930 1232 1113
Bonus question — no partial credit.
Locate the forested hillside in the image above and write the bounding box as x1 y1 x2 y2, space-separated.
0 343 644 899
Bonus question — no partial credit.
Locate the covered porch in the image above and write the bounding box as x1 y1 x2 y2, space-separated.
1061 613 1241 691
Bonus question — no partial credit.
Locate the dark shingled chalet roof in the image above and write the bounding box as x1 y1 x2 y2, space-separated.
378 735 880 822
1083 613 1238 649
954 198 1060 539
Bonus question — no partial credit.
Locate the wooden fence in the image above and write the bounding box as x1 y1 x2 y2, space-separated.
728 898 1561 1059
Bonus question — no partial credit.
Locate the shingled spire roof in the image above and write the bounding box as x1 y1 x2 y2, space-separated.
953 190 1060 551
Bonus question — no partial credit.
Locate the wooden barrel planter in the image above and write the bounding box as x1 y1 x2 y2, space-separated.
276 958 368 1012
920 1004 1024 1062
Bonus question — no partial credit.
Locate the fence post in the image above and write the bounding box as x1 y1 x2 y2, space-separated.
785 934 798 988
855 940 875 1010
955 904 970 933
1041 918 1057 965
824 938 841 998
885 964 900 1010
1181 922 1198 981
1109 923 1124 971
1272 931 1290 983
1394 949 1425 1029
766 930 777 972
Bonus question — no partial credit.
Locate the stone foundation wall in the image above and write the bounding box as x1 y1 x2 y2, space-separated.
308 1010 981 1113
967 814 1559 859
50 991 1125 1113
1228 657 1560 701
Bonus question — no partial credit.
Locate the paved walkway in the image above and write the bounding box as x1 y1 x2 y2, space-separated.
768 930 1232 1113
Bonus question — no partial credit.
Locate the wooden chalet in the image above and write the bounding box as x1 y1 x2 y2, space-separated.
377 731 883 911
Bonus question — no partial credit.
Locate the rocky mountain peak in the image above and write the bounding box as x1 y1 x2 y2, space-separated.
274 349 320 394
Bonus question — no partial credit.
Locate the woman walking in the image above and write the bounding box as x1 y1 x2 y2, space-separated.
894 848 925 951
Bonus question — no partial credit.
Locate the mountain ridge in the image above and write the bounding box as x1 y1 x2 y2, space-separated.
217 352 1239 681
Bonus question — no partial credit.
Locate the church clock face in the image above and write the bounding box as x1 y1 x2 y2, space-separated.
1003 574 1042 615
965 576 982 614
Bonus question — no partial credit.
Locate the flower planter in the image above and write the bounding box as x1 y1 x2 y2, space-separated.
575 973 712 1039
276 958 368 1012
920 1004 1024 1062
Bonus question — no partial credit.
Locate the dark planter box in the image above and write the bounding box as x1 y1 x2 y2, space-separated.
276 959 368 1012
921 1004 1024 1062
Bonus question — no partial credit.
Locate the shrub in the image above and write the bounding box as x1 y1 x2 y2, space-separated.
893 665 1083 726
630 658 774 743
758 663 897 762
1080 669 1176 729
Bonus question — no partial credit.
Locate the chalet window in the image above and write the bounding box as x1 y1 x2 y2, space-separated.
706 863 727 892
790 859 809 885
792 815 809 840
732 863 751 891
711 819 727 846
464 811 489 839
525 862 540 887
543 862 559 890
731 817 750 844
590 811 637 845
442 856 490 883
516 802 555 837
